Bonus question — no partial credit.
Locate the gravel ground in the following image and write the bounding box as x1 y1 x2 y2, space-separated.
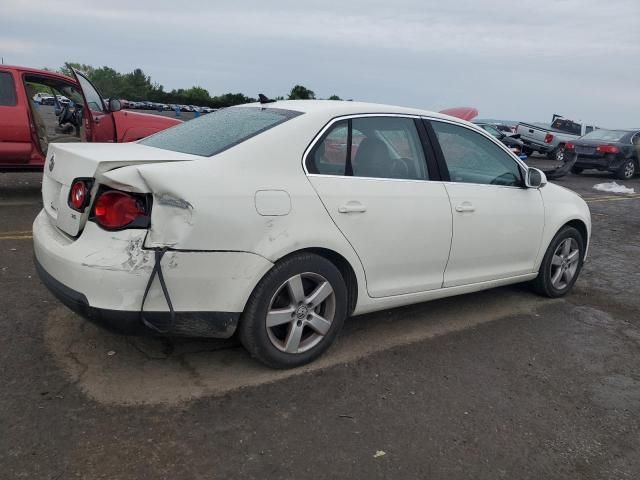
0 167 639 479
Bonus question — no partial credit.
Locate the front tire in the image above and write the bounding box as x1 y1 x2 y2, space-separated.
616 159 636 180
531 226 584 298
238 253 348 369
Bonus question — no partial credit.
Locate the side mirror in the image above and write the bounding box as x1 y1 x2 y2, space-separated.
109 99 122 112
526 168 547 188
511 133 521 139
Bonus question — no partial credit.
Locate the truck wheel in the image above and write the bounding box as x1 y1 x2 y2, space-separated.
570 166 583 175
522 147 533 156
616 160 636 180
548 146 565 161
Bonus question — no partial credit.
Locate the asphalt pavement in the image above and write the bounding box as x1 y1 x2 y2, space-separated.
1 165 639 479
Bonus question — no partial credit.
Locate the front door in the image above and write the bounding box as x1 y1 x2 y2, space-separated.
306 115 453 298
72 69 116 143
428 119 545 287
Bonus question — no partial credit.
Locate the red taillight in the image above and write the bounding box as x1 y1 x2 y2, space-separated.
93 190 148 230
68 178 93 211
565 142 575 151
596 144 620 154
544 133 554 144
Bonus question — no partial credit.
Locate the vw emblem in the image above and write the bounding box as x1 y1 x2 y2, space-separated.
49 155 55 172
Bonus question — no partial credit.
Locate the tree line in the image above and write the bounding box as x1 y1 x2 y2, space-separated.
55 62 341 108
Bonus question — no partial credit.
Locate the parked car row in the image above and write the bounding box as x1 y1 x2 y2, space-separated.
122 100 217 113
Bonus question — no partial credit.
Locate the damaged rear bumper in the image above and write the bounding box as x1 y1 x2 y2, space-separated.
35 258 240 337
32 209 274 338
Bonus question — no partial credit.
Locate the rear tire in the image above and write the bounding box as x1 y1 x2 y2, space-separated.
548 146 565 161
238 252 348 369
531 226 585 298
616 160 636 180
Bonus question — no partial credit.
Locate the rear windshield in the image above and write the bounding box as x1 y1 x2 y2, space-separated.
0 71 17 106
551 118 582 135
140 107 302 156
581 129 628 142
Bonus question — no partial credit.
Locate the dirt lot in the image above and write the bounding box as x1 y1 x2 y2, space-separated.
1 165 639 479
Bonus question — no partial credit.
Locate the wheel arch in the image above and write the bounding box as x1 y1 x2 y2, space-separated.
564 219 588 247
275 247 359 316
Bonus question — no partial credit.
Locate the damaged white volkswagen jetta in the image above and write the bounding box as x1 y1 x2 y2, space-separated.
34 100 591 368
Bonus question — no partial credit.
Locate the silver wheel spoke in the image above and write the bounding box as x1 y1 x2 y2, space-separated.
286 275 306 304
562 268 572 283
266 307 295 327
567 249 579 264
562 239 571 256
307 312 331 336
284 322 304 353
551 268 563 286
305 281 333 308
552 255 563 266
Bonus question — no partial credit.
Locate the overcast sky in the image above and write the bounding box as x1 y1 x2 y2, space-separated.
1 0 639 126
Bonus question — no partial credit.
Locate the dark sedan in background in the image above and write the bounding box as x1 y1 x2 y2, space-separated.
567 129 640 180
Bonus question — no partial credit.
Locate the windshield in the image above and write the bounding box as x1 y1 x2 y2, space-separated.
580 129 628 142
140 107 302 156
481 124 502 138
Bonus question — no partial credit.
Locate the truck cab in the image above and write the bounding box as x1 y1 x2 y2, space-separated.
0 65 181 172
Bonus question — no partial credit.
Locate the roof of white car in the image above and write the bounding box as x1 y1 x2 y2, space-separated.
241 100 461 123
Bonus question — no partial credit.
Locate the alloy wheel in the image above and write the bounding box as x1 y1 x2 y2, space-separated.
624 161 635 179
550 238 580 290
265 272 336 354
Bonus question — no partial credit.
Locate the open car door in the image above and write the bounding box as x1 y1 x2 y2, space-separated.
71 69 116 143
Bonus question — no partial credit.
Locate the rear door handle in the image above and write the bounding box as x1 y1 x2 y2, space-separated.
338 201 367 214
455 202 475 213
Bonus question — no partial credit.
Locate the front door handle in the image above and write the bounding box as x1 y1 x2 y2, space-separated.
338 201 367 214
455 202 475 213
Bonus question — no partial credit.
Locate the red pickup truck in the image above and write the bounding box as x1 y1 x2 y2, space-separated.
0 65 181 171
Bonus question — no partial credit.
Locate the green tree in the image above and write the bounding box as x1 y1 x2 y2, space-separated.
59 62 94 77
288 85 315 100
328 94 342 100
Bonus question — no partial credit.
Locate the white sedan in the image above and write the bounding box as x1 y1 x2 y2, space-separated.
33 101 591 368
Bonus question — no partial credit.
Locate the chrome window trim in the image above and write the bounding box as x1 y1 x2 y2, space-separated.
302 113 425 178
302 112 530 185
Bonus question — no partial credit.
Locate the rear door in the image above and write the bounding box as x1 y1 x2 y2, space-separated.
72 69 116 143
428 119 544 287
306 115 453 298
0 69 32 165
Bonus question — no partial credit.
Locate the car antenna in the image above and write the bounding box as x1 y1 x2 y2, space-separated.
258 93 276 104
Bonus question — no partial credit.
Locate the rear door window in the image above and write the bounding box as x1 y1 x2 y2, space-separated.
307 116 429 180
0 72 17 106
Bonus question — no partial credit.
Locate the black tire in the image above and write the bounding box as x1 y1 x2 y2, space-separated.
547 145 565 161
531 226 585 298
522 147 534 156
616 159 636 180
238 252 348 369
570 166 583 174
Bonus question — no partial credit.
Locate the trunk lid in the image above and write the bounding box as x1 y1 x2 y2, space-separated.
42 142 200 237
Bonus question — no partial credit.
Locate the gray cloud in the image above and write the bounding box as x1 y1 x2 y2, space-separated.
1 0 639 126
